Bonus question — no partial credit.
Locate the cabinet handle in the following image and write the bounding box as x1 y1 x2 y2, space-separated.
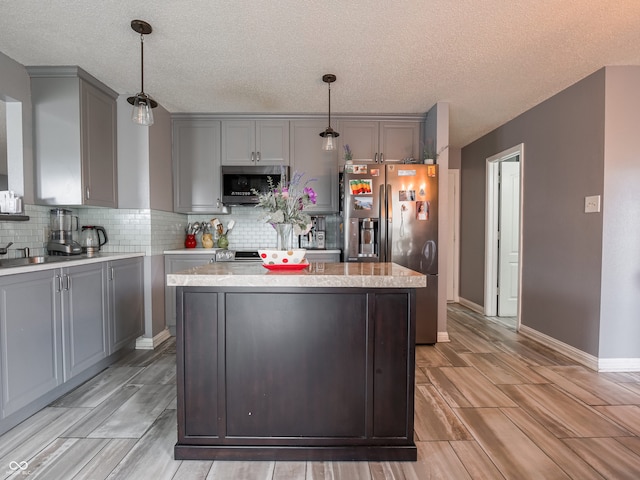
56 274 62 293
374 153 378 163
251 152 255 163
64 274 71 291
256 151 261 162
216 198 221 209
86 187 90 200
110 267 115 281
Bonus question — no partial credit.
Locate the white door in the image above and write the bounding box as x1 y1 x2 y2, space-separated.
497 160 520 316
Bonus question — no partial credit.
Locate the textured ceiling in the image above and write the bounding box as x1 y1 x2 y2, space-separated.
2 1 640 147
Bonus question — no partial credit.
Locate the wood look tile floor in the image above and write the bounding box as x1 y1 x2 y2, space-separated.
2 303 640 479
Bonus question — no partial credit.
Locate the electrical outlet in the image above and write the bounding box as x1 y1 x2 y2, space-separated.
585 195 601 213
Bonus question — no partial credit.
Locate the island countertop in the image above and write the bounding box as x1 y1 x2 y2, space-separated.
166 261 426 289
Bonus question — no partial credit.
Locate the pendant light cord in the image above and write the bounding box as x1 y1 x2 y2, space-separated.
327 81 331 129
140 33 145 94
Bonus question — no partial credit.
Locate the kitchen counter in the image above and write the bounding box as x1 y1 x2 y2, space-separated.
167 261 425 288
163 248 341 255
172 261 422 461
0 252 145 276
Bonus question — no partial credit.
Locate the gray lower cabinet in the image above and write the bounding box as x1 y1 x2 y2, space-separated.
108 257 144 352
165 254 217 335
60 263 108 381
0 270 62 419
0 256 144 433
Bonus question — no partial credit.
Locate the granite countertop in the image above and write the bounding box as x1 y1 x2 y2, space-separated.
167 262 426 289
0 252 145 276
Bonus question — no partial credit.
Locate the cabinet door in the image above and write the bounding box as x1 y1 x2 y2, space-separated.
290 120 338 213
222 120 290 166
81 80 118 207
165 255 216 336
108 258 144 353
379 122 420 163
62 263 108 381
0 270 62 418
336 120 379 165
373 292 412 438
173 119 223 213
256 120 289 165
221 120 255 165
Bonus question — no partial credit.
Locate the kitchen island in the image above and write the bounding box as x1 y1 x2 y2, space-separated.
167 261 425 461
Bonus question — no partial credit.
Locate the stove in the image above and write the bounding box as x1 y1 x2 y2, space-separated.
233 250 262 262
215 250 262 262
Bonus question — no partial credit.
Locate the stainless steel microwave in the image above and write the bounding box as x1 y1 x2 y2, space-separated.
221 165 288 205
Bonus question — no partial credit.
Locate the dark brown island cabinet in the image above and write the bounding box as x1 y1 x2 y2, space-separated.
168 262 426 461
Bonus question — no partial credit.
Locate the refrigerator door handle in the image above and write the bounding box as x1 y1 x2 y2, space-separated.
379 183 386 262
386 184 392 262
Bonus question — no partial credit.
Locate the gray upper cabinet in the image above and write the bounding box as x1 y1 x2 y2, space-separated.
290 120 339 213
336 120 420 165
222 120 289 166
28 66 118 207
0 270 61 419
172 118 225 213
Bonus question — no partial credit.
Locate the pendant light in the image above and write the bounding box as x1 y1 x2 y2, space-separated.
319 74 339 150
127 20 158 126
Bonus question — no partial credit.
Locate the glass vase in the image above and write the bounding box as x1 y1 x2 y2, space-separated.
217 234 229 249
275 223 294 251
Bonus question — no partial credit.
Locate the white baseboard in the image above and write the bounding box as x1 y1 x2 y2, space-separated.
437 331 450 343
458 297 484 314
519 325 599 371
135 328 171 350
598 358 640 372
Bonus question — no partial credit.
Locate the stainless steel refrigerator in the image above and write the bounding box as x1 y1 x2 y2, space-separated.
341 163 438 343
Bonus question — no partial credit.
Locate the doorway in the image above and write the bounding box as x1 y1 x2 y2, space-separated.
484 144 523 329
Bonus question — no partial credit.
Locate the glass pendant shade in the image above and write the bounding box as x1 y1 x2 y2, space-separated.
131 96 154 126
322 133 336 151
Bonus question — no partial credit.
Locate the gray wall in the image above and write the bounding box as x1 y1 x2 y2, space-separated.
116 96 175 340
425 102 450 337
600 67 640 359
149 105 173 212
461 69 606 356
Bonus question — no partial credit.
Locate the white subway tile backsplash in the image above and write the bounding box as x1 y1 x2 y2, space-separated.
0 205 187 259
187 206 341 250
1 204 338 258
